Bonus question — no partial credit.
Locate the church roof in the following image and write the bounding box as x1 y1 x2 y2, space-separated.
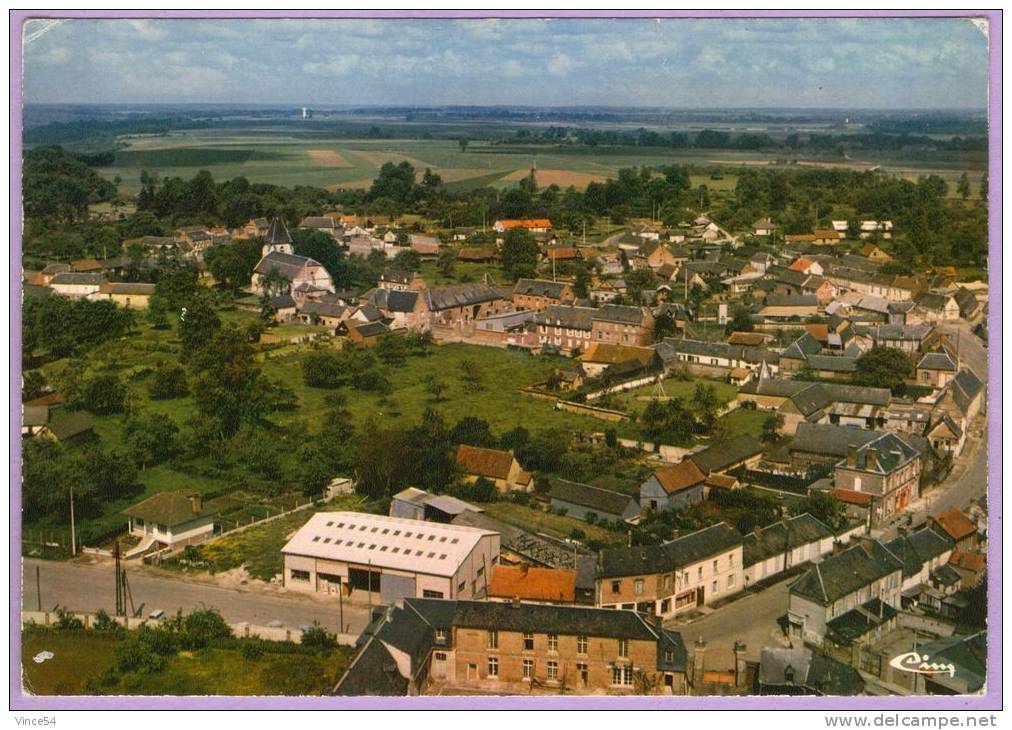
265 217 293 246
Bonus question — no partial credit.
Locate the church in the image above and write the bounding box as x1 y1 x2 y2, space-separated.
251 218 335 295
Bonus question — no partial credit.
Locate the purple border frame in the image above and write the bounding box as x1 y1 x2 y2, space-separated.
8 8 1001 711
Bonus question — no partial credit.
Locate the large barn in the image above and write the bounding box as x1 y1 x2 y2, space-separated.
281 512 500 603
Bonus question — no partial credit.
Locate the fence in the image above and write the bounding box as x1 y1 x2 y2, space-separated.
20 610 359 647
143 495 319 565
555 400 629 422
614 437 694 464
584 373 659 401
730 467 814 495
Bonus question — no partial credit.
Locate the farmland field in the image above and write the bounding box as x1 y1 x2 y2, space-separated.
93 125 987 197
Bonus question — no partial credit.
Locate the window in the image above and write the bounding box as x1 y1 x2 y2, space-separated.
729 554 734 567
712 560 718 572
633 578 645 596
522 659 534 679
487 656 499 678
547 661 559 680
697 566 703 579
618 639 629 658
712 580 718 595
727 574 735 588
424 590 444 599
458 581 466 593
547 634 558 652
434 651 447 661
612 665 633 686
435 628 447 641
662 574 672 591
523 632 534 651
488 630 499 649
577 635 588 655
611 580 621 594
476 566 484 577
290 569 310 582
665 649 674 664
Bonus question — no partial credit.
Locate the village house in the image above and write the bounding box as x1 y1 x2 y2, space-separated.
743 513 836 587
832 433 922 525
253 251 334 295
812 229 841 245
298 300 348 329
334 598 688 696
590 305 655 346
48 271 106 298
931 506 981 552
579 343 655 378
548 479 640 524
122 492 221 552
379 269 426 292
298 215 342 239
487 564 578 605
88 281 156 309
737 380 892 436
493 218 552 234
752 218 775 237
914 292 961 322
367 288 430 331
755 295 819 321
425 284 513 330
341 320 390 347
857 243 893 263
389 487 484 524
953 287 981 321
535 305 595 356
27 409 95 444
639 460 706 513
655 338 780 379
281 512 500 602
455 444 533 493
916 350 958 389
596 523 744 618
688 434 763 478
757 647 865 696
512 278 574 311
786 422 883 472
787 539 903 645
241 217 270 238
883 526 955 595
859 220 893 239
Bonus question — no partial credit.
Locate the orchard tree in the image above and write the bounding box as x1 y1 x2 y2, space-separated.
500 228 540 280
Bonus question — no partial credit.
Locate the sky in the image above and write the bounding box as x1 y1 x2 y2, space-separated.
21 17 990 110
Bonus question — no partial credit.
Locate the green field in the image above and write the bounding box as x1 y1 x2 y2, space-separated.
20 627 350 696
94 126 987 197
481 501 622 546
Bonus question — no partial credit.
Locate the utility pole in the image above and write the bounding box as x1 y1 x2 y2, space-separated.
36 565 41 612
114 541 123 616
339 580 345 633
69 484 76 557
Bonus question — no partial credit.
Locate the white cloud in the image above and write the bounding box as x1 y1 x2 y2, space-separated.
546 52 574 77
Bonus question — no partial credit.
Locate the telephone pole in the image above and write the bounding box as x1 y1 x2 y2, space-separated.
69 484 76 557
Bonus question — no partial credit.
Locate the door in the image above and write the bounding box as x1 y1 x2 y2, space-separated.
696 586 705 607
467 663 478 680
577 663 588 689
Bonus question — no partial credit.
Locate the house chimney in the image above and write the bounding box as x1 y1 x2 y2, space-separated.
520 563 529 576
692 637 707 686
734 641 748 688
189 493 203 513
846 444 857 468
867 447 878 470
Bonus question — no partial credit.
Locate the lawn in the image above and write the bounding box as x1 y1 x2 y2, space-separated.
20 627 351 696
715 407 770 440
481 501 623 546
604 375 738 415
166 493 377 581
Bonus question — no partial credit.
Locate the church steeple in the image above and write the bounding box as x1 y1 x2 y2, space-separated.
262 217 294 256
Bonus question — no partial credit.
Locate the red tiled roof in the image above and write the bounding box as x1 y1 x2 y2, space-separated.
949 549 985 573
832 488 872 506
546 247 581 260
789 258 815 272
704 473 739 490
653 460 706 495
932 506 976 541
488 565 576 603
805 324 830 343
498 219 552 230
456 444 515 481
580 343 654 366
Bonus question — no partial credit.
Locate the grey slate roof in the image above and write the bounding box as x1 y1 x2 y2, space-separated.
805 354 858 373
840 432 919 474
50 272 105 286
781 333 823 360
826 598 897 645
254 251 319 279
743 513 834 567
599 522 743 579
762 294 818 308
549 479 637 519
789 423 880 458
689 434 763 475
592 304 647 325
759 647 865 695
789 540 903 605
739 378 810 398
536 304 596 331
423 284 507 311
918 351 958 372
264 217 293 245
386 290 420 313
514 278 569 299
300 300 346 318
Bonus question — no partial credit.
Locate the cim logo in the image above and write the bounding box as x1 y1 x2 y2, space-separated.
888 651 956 678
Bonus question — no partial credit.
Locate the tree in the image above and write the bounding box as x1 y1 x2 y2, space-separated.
424 375 448 402
375 333 409 366
761 412 785 443
80 372 127 415
854 346 914 395
690 384 720 434
178 296 221 358
458 138 469 153
391 249 421 272
500 227 539 280
726 306 754 335
449 416 496 448
794 491 846 531
956 172 971 201
573 265 591 299
148 362 189 400
437 249 457 278
301 623 337 651
125 411 180 469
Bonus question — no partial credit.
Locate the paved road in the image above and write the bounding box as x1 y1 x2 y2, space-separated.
21 558 373 635
877 323 990 542
664 576 794 661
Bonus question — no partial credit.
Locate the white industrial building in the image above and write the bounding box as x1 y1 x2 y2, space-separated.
281 512 500 603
